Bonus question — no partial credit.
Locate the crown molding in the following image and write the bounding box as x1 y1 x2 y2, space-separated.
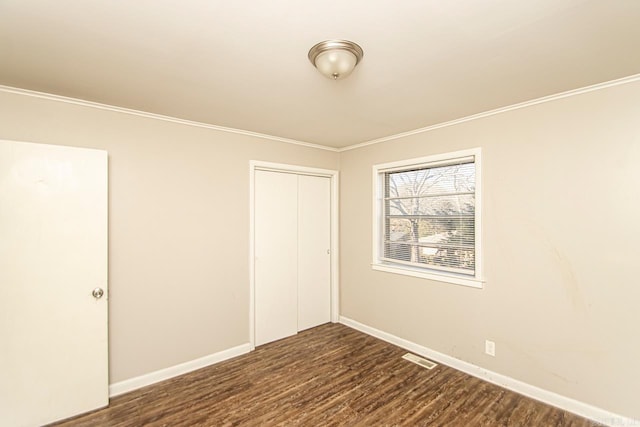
338 73 640 152
3 72 639 154
0 85 339 153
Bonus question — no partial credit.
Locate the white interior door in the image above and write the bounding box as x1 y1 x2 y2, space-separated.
0 140 108 426
297 175 331 331
254 170 298 346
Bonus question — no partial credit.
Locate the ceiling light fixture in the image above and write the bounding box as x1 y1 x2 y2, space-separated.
308 40 364 81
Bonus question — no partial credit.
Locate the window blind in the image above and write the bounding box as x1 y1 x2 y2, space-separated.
381 158 476 275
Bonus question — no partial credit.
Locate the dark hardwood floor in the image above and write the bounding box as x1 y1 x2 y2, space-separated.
53 323 600 426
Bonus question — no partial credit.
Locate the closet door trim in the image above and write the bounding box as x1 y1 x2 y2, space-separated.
249 161 339 351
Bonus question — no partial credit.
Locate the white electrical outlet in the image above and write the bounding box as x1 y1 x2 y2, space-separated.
485 340 496 356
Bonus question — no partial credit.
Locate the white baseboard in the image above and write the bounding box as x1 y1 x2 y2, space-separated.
340 316 637 427
109 343 251 397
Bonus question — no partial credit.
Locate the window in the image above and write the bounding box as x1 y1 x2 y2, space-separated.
372 148 482 288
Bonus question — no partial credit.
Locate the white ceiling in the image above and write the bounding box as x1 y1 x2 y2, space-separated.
1 0 639 148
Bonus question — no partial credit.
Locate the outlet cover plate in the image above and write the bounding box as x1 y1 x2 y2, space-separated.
485 340 496 356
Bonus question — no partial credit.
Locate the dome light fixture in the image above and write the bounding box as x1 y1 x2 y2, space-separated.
308 40 364 81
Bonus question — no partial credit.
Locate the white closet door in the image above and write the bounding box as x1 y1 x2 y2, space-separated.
254 170 298 346
297 175 331 331
0 140 108 426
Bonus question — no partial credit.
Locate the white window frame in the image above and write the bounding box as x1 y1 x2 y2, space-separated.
372 148 484 288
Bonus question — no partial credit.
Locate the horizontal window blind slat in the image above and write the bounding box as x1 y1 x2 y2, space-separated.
385 191 475 200
383 240 475 250
379 156 475 173
380 257 475 276
387 214 474 219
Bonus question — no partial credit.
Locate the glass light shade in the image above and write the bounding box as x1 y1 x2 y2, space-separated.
314 49 358 80
308 40 363 81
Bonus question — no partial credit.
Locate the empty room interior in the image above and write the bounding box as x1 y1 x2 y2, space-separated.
1 1 640 426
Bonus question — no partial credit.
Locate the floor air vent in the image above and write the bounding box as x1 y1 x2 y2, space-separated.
402 353 438 370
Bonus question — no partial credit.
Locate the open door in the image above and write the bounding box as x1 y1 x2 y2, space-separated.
0 140 108 426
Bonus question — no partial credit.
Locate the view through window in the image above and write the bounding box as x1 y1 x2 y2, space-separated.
373 149 481 286
383 160 475 274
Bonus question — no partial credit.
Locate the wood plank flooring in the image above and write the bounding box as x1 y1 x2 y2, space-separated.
53 323 600 426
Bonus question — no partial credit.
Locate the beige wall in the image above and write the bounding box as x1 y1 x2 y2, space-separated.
339 80 640 419
0 90 339 383
2 79 639 419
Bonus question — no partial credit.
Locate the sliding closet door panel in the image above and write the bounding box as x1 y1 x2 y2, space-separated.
254 170 298 346
297 175 331 331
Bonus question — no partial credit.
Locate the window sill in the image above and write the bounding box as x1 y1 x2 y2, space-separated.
371 263 484 289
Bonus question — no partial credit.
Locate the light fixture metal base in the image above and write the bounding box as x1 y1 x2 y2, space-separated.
308 40 364 80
